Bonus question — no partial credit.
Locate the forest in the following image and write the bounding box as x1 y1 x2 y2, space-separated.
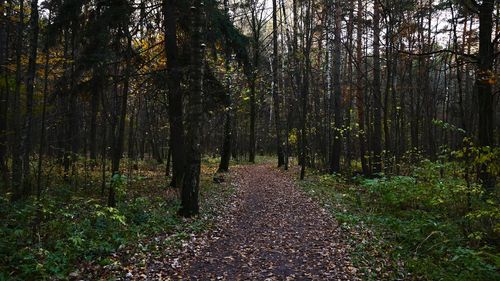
0 0 499 280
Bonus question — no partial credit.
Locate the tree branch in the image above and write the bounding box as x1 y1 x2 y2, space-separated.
397 48 478 62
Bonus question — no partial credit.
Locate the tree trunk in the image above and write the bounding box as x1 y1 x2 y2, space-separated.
127 109 135 159
279 0 290 170
89 76 100 161
20 0 39 195
219 90 232 172
344 5 354 172
356 0 369 175
372 0 383 174
218 0 233 173
100 84 108 196
164 0 185 188
108 33 131 207
300 0 312 180
249 74 257 163
383 14 392 168
11 0 25 201
272 0 284 167
64 27 80 182
248 10 262 164
476 0 495 196
180 0 204 217
36 23 51 200
330 0 343 174
166 144 172 177
0 0 9 186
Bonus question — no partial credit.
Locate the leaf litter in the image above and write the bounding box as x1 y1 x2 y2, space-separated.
89 164 360 280
156 164 358 280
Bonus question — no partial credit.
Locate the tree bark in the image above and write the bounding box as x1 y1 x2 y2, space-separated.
127 109 135 159
383 11 392 167
164 0 185 188
344 4 355 172
249 73 257 163
300 0 313 180
0 0 9 186
476 0 495 196
330 0 343 174
356 0 369 175
248 6 262 164
89 75 100 161
372 0 383 174
20 0 39 195
180 0 204 217
218 0 233 173
272 0 285 167
108 32 131 207
36 12 51 199
11 0 25 200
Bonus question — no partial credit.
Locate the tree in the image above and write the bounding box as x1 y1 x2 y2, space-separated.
300 0 313 180
179 0 205 217
244 0 266 163
0 0 9 186
474 0 496 196
11 0 25 201
330 0 343 173
218 0 234 173
20 0 40 195
109 26 133 207
371 0 383 174
164 0 186 188
272 0 285 167
356 0 369 175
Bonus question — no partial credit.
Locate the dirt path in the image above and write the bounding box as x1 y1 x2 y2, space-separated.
161 164 358 280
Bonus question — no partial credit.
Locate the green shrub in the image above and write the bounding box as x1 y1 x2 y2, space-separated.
0 159 232 280
300 156 499 280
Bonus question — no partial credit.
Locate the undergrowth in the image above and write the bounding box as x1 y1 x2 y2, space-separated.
299 158 499 281
0 157 234 280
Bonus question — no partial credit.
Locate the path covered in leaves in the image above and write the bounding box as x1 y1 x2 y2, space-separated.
156 164 359 280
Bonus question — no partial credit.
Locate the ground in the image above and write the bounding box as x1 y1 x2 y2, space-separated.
133 164 359 280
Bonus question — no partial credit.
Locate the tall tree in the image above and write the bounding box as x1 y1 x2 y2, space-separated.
36 9 52 199
371 0 383 174
164 0 185 188
272 0 285 167
11 0 25 200
356 0 369 174
292 0 301 173
474 0 496 196
180 0 205 217
300 0 313 180
330 0 343 173
218 0 234 173
109 27 132 207
0 0 9 186
20 0 40 195
245 0 265 163
344 3 355 171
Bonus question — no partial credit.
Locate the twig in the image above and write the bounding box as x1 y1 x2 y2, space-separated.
414 231 443 256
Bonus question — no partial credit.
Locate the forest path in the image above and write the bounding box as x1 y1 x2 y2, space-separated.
170 164 359 280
